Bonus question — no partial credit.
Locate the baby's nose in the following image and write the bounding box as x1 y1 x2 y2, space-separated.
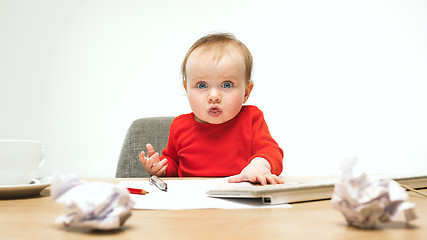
208 89 221 103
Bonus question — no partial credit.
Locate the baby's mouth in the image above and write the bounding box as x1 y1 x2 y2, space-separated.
208 106 222 117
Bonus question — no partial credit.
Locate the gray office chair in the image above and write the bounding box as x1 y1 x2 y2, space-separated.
116 116 174 178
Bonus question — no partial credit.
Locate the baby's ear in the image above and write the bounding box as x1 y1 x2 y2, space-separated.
183 80 188 91
243 81 254 103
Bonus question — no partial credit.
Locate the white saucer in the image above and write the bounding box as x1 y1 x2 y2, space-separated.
0 178 51 199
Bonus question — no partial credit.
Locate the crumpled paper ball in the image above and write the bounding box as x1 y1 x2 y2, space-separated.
331 157 417 229
51 174 134 230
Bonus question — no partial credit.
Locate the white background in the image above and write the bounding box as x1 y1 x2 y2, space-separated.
1 0 426 178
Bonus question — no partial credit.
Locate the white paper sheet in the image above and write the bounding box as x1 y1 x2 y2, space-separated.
119 178 291 210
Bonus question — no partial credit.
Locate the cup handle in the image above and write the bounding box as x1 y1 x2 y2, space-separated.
39 148 46 167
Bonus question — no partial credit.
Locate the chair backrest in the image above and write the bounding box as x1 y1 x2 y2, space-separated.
116 116 174 178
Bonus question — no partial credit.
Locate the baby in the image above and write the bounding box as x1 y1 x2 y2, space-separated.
140 33 284 185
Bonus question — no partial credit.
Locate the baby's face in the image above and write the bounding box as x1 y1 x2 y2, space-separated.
184 48 253 124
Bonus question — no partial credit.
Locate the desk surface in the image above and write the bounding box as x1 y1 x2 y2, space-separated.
0 178 426 240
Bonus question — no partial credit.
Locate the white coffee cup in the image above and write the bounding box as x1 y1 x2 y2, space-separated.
0 140 45 185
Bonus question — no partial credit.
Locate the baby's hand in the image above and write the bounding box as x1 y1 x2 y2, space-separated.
227 157 284 185
139 143 168 176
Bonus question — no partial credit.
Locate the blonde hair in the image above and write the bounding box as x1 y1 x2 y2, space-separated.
181 32 253 87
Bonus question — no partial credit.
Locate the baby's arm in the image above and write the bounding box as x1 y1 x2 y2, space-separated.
139 143 168 176
227 157 284 185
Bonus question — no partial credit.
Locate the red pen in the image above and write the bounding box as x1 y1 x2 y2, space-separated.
127 188 149 195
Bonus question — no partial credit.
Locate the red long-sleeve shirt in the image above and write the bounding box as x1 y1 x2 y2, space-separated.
161 105 283 177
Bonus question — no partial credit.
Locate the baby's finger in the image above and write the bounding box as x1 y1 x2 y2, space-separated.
275 175 284 184
145 155 158 169
151 157 166 172
139 151 147 164
146 143 156 158
265 174 278 185
227 174 246 183
266 174 284 185
256 175 268 186
155 162 168 176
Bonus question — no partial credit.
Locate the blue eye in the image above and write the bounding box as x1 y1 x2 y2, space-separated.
197 82 208 89
221 82 233 89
